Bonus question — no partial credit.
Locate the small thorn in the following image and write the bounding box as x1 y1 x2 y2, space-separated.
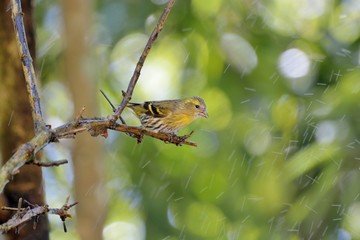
100 90 116 112
63 221 67 232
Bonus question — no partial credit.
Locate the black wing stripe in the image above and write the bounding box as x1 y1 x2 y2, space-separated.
143 102 151 113
143 102 162 117
150 104 160 115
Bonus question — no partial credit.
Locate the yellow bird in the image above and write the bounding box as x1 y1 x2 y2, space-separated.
127 96 208 134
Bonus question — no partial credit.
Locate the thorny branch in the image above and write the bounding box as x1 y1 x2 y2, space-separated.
1 0 194 233
0 197 78 233
10 0 45 134
53 117 197 147
1 0 195 193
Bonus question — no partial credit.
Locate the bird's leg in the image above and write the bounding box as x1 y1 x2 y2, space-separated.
136 131 144 144
137 134 143 144
163 133 175 144
165 131 194 146
177 131 194 145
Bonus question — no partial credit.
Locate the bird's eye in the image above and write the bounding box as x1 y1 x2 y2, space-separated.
195 104 200 109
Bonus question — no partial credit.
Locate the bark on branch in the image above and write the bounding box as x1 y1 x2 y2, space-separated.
11 0 45 134
0 116 196 192
1 0 194 194
0 197 77 233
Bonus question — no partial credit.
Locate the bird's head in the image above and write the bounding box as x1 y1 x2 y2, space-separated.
184 96 208 119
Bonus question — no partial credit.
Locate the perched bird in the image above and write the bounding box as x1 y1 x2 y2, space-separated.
127 96 208 134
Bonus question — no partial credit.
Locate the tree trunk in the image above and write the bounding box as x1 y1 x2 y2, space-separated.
0 0 49 239
61 0 107 239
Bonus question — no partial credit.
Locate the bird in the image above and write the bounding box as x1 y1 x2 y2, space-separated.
127 96 208 134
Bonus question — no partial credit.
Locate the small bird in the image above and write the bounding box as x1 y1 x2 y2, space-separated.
127 96 208 134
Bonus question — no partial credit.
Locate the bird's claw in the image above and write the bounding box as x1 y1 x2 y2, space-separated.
163 131 194 146
176 131 194 146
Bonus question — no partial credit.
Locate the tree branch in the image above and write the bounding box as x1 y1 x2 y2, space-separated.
53 118 197 147
10 0 45 134
0 116 196 192
27 159 69 167
111 0 176 122
2 0 197 195
0 197 77 234
0 130 52 193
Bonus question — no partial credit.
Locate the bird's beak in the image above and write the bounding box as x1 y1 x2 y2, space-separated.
201 111 209 118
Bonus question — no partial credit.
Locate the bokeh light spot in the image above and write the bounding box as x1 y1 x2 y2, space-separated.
278 48 310 78
299 0 327 19
220 33 258 75
315 121 337 144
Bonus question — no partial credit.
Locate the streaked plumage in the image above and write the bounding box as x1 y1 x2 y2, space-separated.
127 96 208 134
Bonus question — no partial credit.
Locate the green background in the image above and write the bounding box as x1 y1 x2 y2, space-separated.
35 0 360 239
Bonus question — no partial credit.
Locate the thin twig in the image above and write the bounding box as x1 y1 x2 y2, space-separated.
10 0 45 134
75 106 86 121
100 89 127 125
28 159 69 167
0 131 52 192
111 0 176 123
0 197 77 233
100 90 116 112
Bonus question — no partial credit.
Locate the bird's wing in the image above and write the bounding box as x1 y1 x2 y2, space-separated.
141 101 171 118
127 101 172 118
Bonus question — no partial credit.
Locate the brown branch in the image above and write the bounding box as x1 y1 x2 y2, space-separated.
53 118 197 147
111 125 196 146
2 0 197 195
111 0 176 123
0 116 196 192
10 0 45 134
0 197 77 234
27 159 69 167
0 130 52 193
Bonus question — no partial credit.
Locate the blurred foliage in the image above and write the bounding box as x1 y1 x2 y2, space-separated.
34 0 360 239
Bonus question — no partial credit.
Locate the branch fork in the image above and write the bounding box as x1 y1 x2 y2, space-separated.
0 197 77 234
2 0 194 233
1 0 185 189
